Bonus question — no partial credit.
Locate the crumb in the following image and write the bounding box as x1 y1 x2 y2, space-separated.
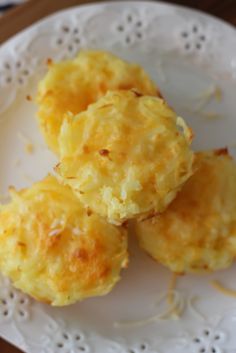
83 145 90 153
99 149 109 156
18 132 34 154
122 220 129 228
46 58 53 66
131 89 143 97
214 86 222 101
214 147 228 156
86 208 92 216
26 95 32 101
158 89 164 99
17 242 26 247
25 143 34 154
99 104 113 109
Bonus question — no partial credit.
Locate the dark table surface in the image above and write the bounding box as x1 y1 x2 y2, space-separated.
0 0 235 352
168 0 236 25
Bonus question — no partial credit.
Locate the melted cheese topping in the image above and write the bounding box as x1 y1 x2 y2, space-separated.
136 150 236 273
0 176 128 306
37 49 160 154
58 90 193 224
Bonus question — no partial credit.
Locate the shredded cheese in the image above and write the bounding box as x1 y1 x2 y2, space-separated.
51 219 64 229
72 227 82 236
167 272 184 319
26 95 32 101
191 84 223 113
180 105 222 122
114 271 186 329
187 296 206 321
48 219 65 237
25 143 34 154
18 132 35 154
48 229 61 237
167 272 178 305
200 111 223 121
113 290 183 329
211 280 236 298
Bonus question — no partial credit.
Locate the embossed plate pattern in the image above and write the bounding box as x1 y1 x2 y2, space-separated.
0 2 236 353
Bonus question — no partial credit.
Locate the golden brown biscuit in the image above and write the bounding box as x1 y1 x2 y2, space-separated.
37 50 160 153
135 149 236 273
0 176 128 306
57 90 194 225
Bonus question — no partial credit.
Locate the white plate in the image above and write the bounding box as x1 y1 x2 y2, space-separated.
1 2 236 353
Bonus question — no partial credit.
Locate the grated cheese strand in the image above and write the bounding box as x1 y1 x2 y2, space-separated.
187 296 206 321
211 280 236 298
114 272 186 329
193 84 222 113
48 229 61 237
167 272 184 319
17 132 35 154
200 111 223 121
25 143 34 154
51 219 64 229
72 227 81 236
167 272 178 305
114 290 183 329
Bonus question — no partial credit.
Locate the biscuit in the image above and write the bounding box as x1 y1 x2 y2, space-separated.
57 90 194 224
0 176 128 306
37 50 159 153
135 149 236 273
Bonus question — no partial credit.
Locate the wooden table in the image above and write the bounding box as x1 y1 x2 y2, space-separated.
0 0 235 352
0 0 236 44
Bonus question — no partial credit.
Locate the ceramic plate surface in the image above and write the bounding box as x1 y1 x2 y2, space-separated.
0 2 236 353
